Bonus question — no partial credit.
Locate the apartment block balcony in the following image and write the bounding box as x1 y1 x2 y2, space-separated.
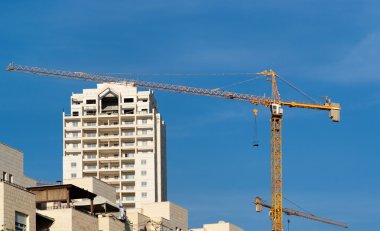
83 144 97 150
136 133 154 138
120 121 135 126
99 155 120 161
64 126 82 131
99 166 120 172
121 132 135 137
65 147 82 152
122 153 135 158
121 185 135 192
122 196 135 202
83 122 97 127
83 167 97 173
99 144 120 149
121 175 135 181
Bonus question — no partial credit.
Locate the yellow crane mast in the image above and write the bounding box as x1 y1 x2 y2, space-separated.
6 63 341 230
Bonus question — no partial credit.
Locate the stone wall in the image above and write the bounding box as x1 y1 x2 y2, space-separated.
0 181 36 231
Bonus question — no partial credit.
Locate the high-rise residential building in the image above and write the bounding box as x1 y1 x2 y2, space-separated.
62 83 167 209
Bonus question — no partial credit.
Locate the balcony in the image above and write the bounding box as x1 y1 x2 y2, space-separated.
83 144 97 150
83 122 97 127
121 164 135 170
122 143 135 147
122 196 135 202
83 166 97 172
121 186 135 191
99 166 119 172
121 121 135 126
121 132 135 137
121 175 135 181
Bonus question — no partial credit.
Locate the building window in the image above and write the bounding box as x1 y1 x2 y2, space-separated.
86 110 96 115
124 109 134 114
141 181 147 187
15 211 27 231
141 159 147 165
73 111 79 116
142 119 147 124
73 132 79 137
73 143 79 148
73 121 78 127
141 170 147 176
71 162 77 168
141 192 147 198
86 99 96 104
104 176 109 180
142 141 148 146
9 174 13 183
2 172 7 181
71 173 77 178
124 98 134 103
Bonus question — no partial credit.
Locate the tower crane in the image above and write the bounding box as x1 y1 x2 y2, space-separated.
6 63 341 231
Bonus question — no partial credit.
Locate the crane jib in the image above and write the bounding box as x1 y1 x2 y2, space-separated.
6 62 340 122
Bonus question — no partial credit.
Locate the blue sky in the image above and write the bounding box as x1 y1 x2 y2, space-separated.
1 0 379 230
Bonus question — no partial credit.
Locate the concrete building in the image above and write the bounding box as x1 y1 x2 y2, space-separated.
0 143 36 187
0 181 36 231
62 83 167 209
190 221 244 231
0 143 36 231
126 201 188 231
28 183 126 231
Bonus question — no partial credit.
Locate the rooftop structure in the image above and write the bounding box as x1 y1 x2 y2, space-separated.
126 201 189 231
190 220 244 231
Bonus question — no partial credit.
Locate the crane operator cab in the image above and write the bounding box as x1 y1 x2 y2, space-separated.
270 103 283 116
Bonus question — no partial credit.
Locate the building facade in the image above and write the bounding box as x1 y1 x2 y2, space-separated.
62 83 167 209
0 143 36 187
0 181 36 231
126 201 188 231
0 143 37 231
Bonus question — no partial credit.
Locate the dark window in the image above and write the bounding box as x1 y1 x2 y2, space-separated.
87 110 96 115
124 109 134 114
73 111 79 116
86 99 96 104
15 212 27 231
124 98 134 103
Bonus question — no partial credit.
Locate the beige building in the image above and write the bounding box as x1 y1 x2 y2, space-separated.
0 143 36 187
0 181 36 231
190 221 244 231
29 183 125 231
0 143 37 231
127 201 188 231
64 177 116 203
62 83 167 209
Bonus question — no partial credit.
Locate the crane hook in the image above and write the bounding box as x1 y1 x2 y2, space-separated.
253 109 259 147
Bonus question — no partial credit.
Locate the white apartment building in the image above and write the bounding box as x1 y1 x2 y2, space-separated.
190 221 244 231
62 83 167 209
